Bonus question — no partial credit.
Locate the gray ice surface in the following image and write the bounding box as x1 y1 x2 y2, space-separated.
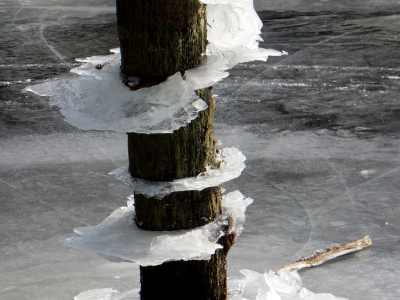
1 0 400 299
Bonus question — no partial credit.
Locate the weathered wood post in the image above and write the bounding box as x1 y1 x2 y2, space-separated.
116 0 234 299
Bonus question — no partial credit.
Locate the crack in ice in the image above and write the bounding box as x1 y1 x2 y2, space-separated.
242 170 314 259
314 163 400 216
326 159 356 206
40 24 70 68
11 1 23 29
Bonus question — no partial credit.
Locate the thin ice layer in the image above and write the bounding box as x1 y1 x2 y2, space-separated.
62 191 253 266
110 147 245 199
24 49 207 133
228 269 348 300
24 0 284 134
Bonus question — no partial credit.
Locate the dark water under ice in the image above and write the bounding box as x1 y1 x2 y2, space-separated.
1 0 400 299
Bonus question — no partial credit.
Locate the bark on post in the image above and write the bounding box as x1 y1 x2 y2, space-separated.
117 0 207 86
116 0 233 299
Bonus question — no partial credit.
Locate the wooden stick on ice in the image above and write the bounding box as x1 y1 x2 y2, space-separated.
277 236 372 275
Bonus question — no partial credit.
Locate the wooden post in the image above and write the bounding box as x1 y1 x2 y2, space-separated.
116 1 233 299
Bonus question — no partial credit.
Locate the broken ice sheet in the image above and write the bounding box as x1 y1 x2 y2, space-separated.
62 191 253 266
24 0 284 134
110 147 245 199
24 49 207 133
228 269 348 300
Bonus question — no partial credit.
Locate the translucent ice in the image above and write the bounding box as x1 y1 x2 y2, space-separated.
25 49 207 133
110 147 246 199
24 0 284 134
228 269 348 300
62 191 253 266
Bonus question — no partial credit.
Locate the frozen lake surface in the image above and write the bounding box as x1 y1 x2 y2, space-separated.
1 0 400 299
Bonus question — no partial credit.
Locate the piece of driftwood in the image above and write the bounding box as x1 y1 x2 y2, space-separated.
277 236 372 275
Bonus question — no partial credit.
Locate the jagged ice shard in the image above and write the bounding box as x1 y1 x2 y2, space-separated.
62 191 253 266
228 269 348 300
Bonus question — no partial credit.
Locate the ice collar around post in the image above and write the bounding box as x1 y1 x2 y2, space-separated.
24 0 285 134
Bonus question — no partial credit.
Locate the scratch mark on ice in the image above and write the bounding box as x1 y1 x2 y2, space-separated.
98 147 119 167
315 164 400 215
314 28 363 46
89 137 120 167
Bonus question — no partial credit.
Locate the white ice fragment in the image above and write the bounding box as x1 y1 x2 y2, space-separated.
266 269 302 294
239 269 266 300
228 270 347 300
138 229 223 266
192 98 209 110
201 0 283 66
201 0 264 51
359 169 376 178
184 55 230 89
62 191 252 266
223 190 253 236
110 147 246 199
